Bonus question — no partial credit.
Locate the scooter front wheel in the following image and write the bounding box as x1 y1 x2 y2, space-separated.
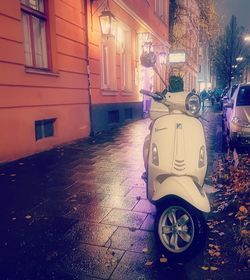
155 201 206 260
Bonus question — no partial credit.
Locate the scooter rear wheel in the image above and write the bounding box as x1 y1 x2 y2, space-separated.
155 200 206 260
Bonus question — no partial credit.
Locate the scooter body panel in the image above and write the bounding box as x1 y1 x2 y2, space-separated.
147 114 208 211
151 176 210 213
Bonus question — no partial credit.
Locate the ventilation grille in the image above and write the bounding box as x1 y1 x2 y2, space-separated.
173 159 186 171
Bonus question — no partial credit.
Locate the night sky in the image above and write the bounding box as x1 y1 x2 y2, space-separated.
215 0 250 31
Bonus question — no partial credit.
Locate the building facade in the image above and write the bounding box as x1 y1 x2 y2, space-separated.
169 0 200 92
0 0 170 163
198 32 212 91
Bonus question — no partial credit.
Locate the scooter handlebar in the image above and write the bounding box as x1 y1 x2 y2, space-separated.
140 89 163 101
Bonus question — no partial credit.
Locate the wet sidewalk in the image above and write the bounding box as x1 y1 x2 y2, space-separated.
0 102 240 280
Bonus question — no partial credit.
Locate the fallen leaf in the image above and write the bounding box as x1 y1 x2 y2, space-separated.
210 266 218 271
239 206 248 215
240 230 250 237
228 212 234 216
10 174 16 177
25 215 32 219
208 249 215 256
214 252 221 257
12 217 17 221
214 245 220 251
201 266 209 270
145 261 153 266
218 232 225 236
142 247 149 253
160 257 168 263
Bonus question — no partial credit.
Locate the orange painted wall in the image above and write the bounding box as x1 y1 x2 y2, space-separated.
0 0 90 163
87 0 170 105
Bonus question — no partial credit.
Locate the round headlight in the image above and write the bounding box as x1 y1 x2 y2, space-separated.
185 93 201 116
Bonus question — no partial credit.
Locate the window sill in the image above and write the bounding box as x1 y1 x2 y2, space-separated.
121 90 133 96
102 89 118 96
25 67 59 77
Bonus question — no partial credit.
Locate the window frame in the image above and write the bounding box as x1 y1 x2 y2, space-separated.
21 0 51 70
101 36 117 91
119 26 133 92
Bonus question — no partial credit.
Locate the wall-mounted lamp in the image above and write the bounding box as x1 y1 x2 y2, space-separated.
159 52 167 65
99 9 117 37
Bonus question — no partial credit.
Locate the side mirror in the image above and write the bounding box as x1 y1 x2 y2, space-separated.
140 51 157 68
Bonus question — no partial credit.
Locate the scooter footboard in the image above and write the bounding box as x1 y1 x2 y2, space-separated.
151 176 210 213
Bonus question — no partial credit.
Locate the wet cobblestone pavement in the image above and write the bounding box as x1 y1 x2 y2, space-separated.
0 102 249 280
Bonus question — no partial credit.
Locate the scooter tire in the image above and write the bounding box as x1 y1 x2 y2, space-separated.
155 198 207 261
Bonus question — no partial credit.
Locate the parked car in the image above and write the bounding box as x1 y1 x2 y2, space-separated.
224 83 250 147
222 84 238 117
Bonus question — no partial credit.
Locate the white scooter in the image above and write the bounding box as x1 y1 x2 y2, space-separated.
140 51 210 259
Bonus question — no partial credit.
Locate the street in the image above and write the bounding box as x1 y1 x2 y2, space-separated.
0 102 249 280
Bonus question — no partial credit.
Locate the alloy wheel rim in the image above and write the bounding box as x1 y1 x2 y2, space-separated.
158 206 195 253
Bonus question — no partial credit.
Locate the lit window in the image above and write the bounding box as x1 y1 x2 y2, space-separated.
101 37 116 90
35 118 56 140
20 0 49 69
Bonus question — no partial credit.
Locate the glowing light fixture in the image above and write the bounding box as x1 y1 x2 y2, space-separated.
236 57 243 62
244 36 250 42
99 9 117 37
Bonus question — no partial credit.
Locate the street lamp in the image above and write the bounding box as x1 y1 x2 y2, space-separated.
236 57 244 62
244 35 250 42
99 10 117 37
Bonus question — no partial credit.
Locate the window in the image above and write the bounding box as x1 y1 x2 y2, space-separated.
35 118 56 140
21 0 49 69
155 0 166 22
108 110 119 123
101 37 116 90
237 86 250 106
119 25 133 91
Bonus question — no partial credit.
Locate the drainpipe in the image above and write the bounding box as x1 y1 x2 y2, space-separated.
83 0 94 136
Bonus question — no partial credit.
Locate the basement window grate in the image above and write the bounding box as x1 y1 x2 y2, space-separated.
35 118 56 140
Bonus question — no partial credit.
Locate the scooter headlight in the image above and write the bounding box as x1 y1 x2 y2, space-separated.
185 93 201 116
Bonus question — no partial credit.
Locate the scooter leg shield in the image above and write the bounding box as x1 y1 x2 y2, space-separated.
152 176 210 213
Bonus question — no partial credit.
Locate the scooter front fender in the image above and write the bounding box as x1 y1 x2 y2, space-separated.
152 176 210 213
